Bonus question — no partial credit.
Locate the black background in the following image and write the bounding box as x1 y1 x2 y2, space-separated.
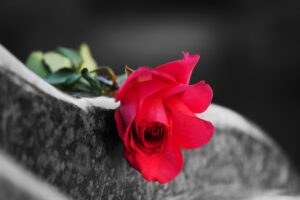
1 0 299 168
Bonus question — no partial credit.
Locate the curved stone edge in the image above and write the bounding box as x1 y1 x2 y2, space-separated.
199 104 273 146
0 44 273 146
0 151 68 200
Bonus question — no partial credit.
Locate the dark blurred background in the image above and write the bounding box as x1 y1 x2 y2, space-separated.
0 0 299 167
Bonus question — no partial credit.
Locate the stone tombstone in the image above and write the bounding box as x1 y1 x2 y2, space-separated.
0 44 299 200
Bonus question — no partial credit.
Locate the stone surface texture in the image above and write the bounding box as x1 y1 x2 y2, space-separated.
0 45 299 199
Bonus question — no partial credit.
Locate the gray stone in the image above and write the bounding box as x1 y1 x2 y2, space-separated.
0 44 299 199
0 151 69 200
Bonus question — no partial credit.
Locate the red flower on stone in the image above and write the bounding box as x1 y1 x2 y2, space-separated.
114 52 215 183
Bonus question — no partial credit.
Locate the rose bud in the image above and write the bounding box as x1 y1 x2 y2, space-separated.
115 52 215 183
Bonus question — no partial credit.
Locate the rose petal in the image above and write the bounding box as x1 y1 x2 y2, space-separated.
138 97 169 125
173 113 214 150
152 84 188 100
166 97 214 149
124 142 183 183
116 67 152 101
137 79 175 104
122 123 138 153
165 96 194 116
180 81 213 113
119 89 139 127
116 67 176 101
155 52 200 84
114 110 125 138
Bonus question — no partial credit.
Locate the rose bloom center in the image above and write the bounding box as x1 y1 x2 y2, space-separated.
133 122 167 153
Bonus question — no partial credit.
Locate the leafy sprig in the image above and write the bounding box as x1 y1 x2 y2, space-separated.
26 43 126 96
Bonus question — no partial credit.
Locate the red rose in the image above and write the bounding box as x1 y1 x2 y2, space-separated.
115 52 214 183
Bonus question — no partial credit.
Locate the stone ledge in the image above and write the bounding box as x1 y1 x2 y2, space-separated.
0 44 299 199
0 151 68 200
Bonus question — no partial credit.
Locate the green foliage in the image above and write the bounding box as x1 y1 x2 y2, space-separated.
26 51 49 78
44 52 72 73
117 74 126 86
79 43 97 74
45 68 77 85
25 43 130 96
57 47 82 69
81 68 102 95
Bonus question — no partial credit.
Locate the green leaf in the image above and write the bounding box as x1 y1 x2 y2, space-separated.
79 43 97 74
26 51 49 78
78 75 91 86
117 74 126 86
56 47 82 69
65 73 81 86
44 52 72 73
68 79 93 93
45 68 75 85
81 68 102 95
